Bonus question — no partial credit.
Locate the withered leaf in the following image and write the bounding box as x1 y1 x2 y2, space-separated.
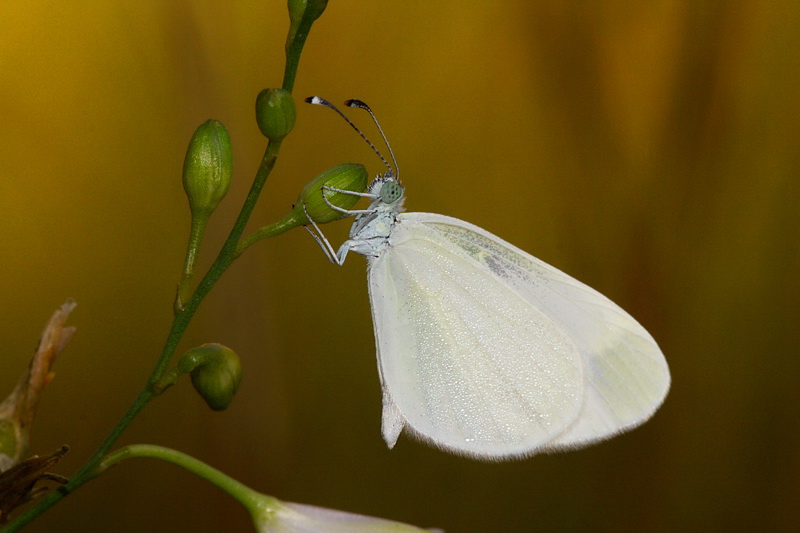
0 445 69 524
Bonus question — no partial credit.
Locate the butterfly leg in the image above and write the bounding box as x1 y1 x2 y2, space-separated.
302 203 342 264
311 230 352 266
321 185 377 199
320 186 377 215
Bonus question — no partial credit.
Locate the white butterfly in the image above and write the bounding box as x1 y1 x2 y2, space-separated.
304 97 670 460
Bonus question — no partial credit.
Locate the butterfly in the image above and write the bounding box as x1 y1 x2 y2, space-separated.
303 96 670 460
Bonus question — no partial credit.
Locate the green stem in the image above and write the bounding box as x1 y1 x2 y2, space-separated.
283 11 318 92
234 211 305 259
94 445 270 512
150 355 195 396
283 27 303 91
176 214 209 312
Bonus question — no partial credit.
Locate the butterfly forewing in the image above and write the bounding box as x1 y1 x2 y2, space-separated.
410 213 670 450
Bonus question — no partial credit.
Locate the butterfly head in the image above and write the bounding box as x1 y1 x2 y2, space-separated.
369 171 405 207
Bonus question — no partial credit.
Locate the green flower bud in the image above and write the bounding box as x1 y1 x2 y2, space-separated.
292 163 368 224
256 89 296 142
287 0 329 44
303 0 328 22
182 120 233 218
178 344 242 411
287 0 304 26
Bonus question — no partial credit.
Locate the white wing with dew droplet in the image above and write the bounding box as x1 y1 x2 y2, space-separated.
394 213 671 453
367 216 588 459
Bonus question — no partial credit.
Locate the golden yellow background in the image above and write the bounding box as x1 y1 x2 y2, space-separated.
1 1 798 531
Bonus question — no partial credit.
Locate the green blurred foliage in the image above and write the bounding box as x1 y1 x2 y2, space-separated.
0 1 798 531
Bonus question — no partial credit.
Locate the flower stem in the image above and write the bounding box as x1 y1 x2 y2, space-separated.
234 210 305 259
176 214 208 312
95 445 269 511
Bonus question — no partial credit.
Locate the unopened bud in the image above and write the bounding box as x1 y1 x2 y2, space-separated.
182 120 233 217
292 163 368 224
287 0 329 45
178 344 242 411
302 0 329 22
256 89 296 142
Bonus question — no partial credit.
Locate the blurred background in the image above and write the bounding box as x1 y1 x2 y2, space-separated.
1 1 798 531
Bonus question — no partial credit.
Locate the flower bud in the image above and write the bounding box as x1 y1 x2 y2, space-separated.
292 163 368 224
302 0 329 22
256 89 296 142
178 344 242 411
287 0 329 44
182 120 233 218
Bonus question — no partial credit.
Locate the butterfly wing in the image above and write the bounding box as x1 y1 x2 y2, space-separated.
395 213 671 453
367 215 587 459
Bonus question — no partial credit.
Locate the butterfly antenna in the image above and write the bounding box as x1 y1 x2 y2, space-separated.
305 96 394 176
345 99 399 181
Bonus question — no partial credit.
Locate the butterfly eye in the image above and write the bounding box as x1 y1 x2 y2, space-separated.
380 181 404 204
